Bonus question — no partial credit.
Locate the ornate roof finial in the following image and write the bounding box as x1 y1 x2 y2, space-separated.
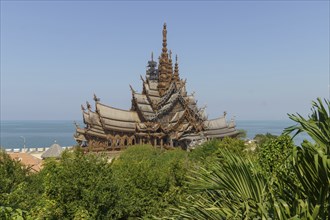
86 101 91 110
162 22 167 49
93 93 100 102
74 121 79 129
161 23 168 57
140 75 145 83
129 84 136 93
151 51 154 61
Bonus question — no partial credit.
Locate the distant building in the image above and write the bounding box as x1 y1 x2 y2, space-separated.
8 152 42 172
75 23 238 151
41 142 63 159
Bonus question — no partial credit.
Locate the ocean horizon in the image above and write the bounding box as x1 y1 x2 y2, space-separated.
0 120 311 149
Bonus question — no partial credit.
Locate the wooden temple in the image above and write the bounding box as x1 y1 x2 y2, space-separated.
74 23 238 151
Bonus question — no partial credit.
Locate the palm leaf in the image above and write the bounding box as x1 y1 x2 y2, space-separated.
173 149 271 219
284 97 330 154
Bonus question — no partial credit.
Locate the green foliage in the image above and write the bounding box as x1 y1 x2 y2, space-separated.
189 137 246 162
111 145 189 219
172 149 271 219
169 98 330 220
0 150 31 208
30 149 116 219
0 206 27 220
0 151 41 219
0 150 29 195
258 135 295 175
268 139 329 219
217 137 247 156
284 97 330 154
237 129 247 139
254 133 278 146
281 98 330 219
188 139 220 162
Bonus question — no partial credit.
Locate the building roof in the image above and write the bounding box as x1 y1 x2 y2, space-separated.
8 152 42 172
96 102 140 122
205 116 228 130
41 143 63 159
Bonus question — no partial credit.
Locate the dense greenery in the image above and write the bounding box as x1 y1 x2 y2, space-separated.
0 146 190 219
0 98 328 219
30 150 116 219
111 146 189 219
171 98 329 219
254 132 278 146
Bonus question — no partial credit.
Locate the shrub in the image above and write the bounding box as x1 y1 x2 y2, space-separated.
111 145 189 219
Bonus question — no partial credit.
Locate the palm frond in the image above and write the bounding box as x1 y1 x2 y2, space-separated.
284 98 330 154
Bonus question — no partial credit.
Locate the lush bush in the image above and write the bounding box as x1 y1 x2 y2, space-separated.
257 135 295 175
189 137 246 162
236 129 247 139
30 149 116 219
254 133 277 146
111 145 189 219
0 150 31 209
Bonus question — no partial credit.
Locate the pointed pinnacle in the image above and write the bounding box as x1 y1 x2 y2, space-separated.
129 84 136 93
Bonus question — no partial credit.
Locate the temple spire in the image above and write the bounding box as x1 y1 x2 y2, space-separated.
173 54 180 82
168 50 173 78
151 51 154 61
162 23 167 53
158 22 171 96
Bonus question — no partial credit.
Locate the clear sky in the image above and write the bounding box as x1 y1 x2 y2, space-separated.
1 1 329 120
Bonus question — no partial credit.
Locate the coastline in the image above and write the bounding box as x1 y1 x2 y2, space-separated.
2 146 74 159
1 120 311 149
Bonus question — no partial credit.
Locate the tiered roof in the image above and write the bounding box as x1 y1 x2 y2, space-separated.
75 23 238 150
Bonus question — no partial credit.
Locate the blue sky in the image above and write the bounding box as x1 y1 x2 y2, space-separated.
1 1 329 120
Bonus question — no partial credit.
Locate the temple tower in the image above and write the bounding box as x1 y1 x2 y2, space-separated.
173 54 180 82
158 23 172 96
168 50 174 81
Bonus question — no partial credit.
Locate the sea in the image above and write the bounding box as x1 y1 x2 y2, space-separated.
0 120 312 150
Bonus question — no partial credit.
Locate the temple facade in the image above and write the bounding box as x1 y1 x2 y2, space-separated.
74 23 238 151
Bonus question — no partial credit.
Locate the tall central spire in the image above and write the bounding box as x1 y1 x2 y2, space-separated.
158 23 172 96
162 23 167 53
